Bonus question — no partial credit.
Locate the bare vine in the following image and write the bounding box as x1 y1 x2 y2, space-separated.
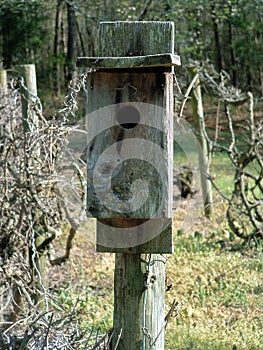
182 63 263 242
0 73 88 327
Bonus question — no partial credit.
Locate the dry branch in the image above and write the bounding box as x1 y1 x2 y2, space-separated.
179 62 263 242
0 74 88 323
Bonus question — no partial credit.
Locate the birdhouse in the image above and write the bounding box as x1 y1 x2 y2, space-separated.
77 21 180 253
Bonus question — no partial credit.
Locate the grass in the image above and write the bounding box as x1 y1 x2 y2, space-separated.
210 151 235 197
47 151 262 349
173 131 236 198
165 227 263 350
50 221 114 335
50 216 262 349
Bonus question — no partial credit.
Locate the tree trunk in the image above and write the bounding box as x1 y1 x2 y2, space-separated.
67 1 76 83
53 0 63 96
210 1 223 72
2 19 12 68
228 4 236 86
260 67 263 97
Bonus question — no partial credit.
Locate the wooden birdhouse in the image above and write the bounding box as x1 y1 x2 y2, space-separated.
77 21 180 253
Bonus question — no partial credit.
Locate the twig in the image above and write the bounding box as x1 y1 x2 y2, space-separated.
41 313 54 350
113 328 122 350
178 73 199 118
247 91 255 144
164 299 181 326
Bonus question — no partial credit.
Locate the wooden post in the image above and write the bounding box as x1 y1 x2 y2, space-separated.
113 253 167 349
16 64 37 94
16 64 38 130
77 22 180 349
188 65 214 218
7 65 41 321
0 70 7 138
0 70 7 93
16 64 47 312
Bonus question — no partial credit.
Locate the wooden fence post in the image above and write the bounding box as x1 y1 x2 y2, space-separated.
188 65 214 218
16 64 38 129
0 69 6 322
16 64 47 312
0 70 7 138
77 21 180 349
0 70 7 93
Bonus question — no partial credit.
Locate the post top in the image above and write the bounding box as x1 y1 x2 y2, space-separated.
99 20 174 24
77 21 181 70
99 21 175 57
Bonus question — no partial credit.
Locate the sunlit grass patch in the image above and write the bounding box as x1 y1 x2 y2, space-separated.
210 151 235 197
49 223 114 335
165 227 263 350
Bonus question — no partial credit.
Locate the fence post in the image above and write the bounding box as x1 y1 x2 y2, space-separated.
16 64 47 312
0 70 7 93
188 65 214 218
16 64 38 129
0 68 6 323
77 21 180 349
0 70 7 138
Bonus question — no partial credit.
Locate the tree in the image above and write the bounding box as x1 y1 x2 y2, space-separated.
0 0 48 68
1 0 262 96
210 0 223 72
53 0 64 96
66 1 77 83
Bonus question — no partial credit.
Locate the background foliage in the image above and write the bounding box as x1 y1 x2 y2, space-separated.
0 0 263 98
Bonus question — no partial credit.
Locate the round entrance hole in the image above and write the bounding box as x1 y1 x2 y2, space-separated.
116 105 140 129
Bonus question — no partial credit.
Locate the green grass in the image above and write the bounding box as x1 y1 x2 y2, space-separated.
54 283 113 331
165 230 263 350
167 150 262 349
174 137 237 198
210 151 235 197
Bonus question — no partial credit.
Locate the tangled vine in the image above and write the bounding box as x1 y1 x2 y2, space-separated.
0 74 87 325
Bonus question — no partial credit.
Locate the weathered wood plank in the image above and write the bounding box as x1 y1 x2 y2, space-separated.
76 53 181 69
99 21 175 56
86 72 173 224
86 71 174 253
